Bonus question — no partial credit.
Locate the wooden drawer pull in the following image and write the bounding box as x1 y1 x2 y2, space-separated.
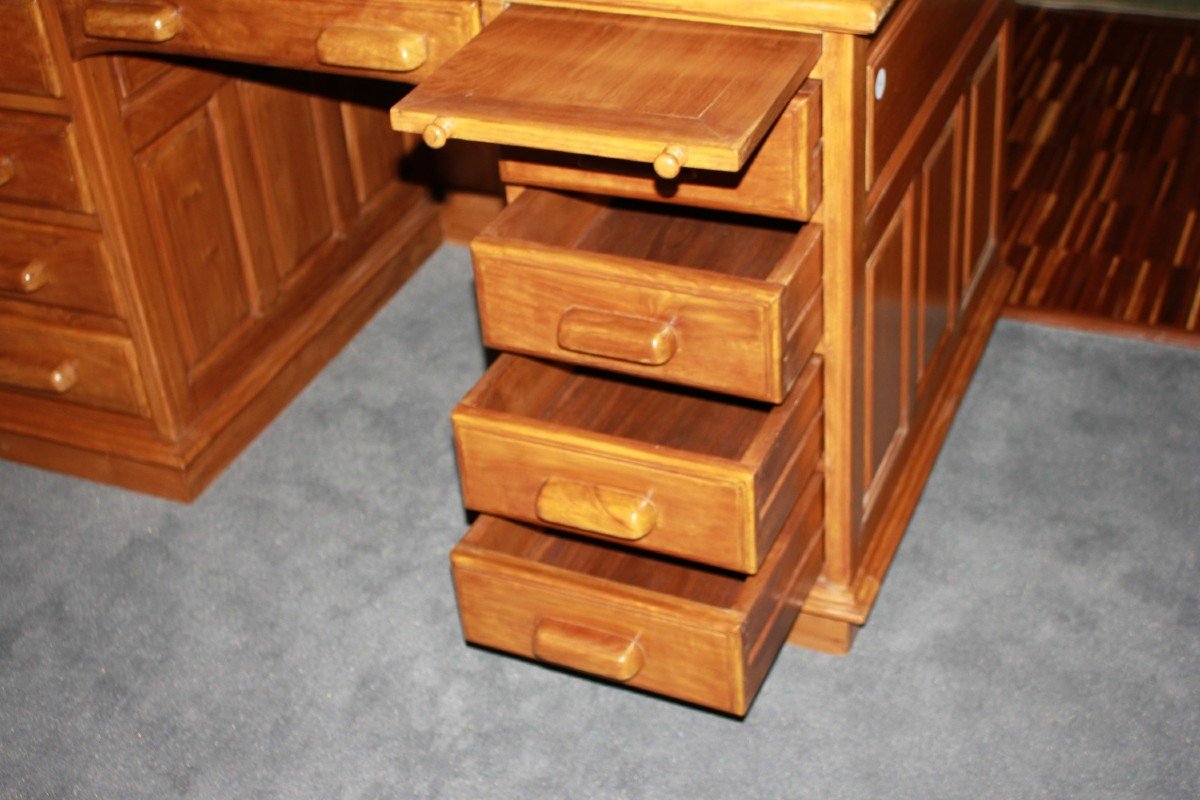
653 144 688 180
316 26 428 73
557 307 677 366
83 2 182 43
0 156 15 188
532 619 644 682
0 355 78 394
423 118 454 149
535 477 658 540
1 259 48 294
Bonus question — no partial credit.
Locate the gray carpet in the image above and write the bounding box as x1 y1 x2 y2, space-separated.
2 245 1198 799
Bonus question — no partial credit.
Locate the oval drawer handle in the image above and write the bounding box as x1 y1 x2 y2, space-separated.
0 355 78 394
83 1 182 43
535 477 657 540
2 260 49 294
557 307 677 366
653 144 688 180
532 618 644 682
0 156 14 188
315 26 429 73
423 118 454 149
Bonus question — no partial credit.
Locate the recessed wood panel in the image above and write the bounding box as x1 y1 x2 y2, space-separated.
964 41 1000 297
237 81 335 280
864 197 911 497
866 0 983 183
340 101 408 208
109 55 172 100
916 108 961 386
136 106 252 369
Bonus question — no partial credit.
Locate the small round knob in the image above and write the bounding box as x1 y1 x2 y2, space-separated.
19 260 48 294
49 361 78 394
653 144 687 180
423 118 454 149
874 68 888 101
0 156 15 188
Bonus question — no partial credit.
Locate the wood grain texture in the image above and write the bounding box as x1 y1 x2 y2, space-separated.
472 189 822 401
480 0 898 34
0 312 149 416
0 218 117 316
498 82 824 222
0 0 63 99
0 110 93 214
453 354 823 573
1004 8 1200 341
866 0 984 185
0 33 444 499
451 473 825 716
59 0 481 82
392 6 820 173
801 0 1012 628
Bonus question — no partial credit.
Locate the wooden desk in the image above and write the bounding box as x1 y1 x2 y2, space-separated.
3 0 1012 712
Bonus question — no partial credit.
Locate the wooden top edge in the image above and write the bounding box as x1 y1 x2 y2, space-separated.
505 0 898 34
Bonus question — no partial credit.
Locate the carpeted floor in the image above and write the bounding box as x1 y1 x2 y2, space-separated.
1 245 1198 799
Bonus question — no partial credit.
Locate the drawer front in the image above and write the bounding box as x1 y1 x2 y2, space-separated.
867 0 984 184
473 194 823 403
452 355 823 573
64 0 480 82
451 475 825 716
0 219 117 316
499 83 823 222
0 111 93 214
0 314 149 416
0 0 64 99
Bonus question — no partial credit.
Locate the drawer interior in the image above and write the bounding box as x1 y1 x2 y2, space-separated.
464 355 781 462
465 515 753 605
485 190 803 282
452 472 826 714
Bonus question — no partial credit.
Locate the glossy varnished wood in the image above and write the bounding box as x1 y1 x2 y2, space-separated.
1004 8 1200 342
59 0 481 82
451 473 825 716
0 32 443 498
472 189 823 401
0 0 63 100
453 354 823 573
391 6 821 174
0 109 93 214
498 82 823 222
480 0 897 34
800 0 1013 628
0 218 117 316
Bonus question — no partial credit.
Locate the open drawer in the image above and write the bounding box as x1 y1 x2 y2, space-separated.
452 354 823 574
451 472 824 716
391 6 820 178
472 190 823 402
